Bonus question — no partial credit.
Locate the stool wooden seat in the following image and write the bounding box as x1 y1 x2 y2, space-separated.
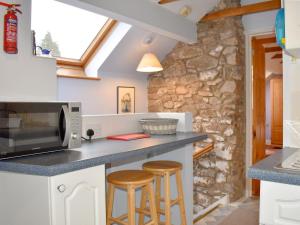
142 161 186 225
143 161 182 173
106 170 158 225
107 170 154 186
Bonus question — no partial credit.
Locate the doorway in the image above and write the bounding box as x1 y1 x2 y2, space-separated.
251 34 283 196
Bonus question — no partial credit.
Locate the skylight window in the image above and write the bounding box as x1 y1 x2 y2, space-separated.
31 0 109 60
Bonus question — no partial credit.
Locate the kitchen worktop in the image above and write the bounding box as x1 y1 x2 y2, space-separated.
248 147 300 185
0 132 207 176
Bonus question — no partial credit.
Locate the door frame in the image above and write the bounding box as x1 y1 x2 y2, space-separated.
245 29 275 197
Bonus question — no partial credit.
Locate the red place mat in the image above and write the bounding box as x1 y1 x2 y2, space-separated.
107 133 150 141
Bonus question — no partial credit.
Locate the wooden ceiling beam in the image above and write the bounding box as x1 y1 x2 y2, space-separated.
272 53 283 59
201 0 281 22
158 0 179 4
265 46 282 53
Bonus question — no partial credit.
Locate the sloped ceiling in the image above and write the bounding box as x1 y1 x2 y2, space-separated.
99 0 219 75
99 26 177 75
150 0 218 22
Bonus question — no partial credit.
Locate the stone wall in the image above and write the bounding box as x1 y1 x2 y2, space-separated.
148 0 246 215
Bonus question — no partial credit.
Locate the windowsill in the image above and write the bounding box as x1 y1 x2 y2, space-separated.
57 74 101 81
56 64 100 81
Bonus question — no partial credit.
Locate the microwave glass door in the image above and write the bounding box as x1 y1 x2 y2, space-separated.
0 102 67 158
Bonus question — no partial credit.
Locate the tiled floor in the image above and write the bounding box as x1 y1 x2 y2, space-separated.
194 198 259 225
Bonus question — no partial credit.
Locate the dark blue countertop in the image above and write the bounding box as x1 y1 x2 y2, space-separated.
0 132 207 176
248 147 300 185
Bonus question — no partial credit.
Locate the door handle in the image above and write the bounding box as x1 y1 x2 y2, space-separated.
57 184 66 193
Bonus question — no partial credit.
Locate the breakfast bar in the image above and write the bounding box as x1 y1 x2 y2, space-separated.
0 132 206 176
0 113 206 225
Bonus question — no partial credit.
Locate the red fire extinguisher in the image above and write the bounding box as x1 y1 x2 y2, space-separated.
0 2 21 54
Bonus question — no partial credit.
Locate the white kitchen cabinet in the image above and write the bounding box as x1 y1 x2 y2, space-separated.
0 165 106 225
260 181 300 225
285 0 300 58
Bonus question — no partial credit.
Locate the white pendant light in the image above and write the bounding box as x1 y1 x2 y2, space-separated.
136 53 163 73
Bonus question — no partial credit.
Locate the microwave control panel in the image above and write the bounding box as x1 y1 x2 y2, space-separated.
68 102 82 149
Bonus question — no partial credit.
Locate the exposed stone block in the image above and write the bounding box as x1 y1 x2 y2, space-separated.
226 52 238 65
209 45 224 57
220 81 236 93
199 69 219 81
216 147 233 160
163 101 174 109
164 61 186 77
216 160 230 172
173 46 203 59
198 91 213 97
194 176 215 187
186 56 218 71
175 86 188 95
216 172 226 183
222 37 239 46
207 78 223 86
223 46 237 55
224 127 234 137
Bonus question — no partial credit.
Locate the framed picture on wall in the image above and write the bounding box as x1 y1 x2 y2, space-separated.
117 86 135 114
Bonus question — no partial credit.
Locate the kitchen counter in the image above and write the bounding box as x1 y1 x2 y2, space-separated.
248 147 300 185
249 148 300 224
0 132 207 176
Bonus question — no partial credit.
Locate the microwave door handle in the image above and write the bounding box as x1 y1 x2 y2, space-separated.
61 105 71 147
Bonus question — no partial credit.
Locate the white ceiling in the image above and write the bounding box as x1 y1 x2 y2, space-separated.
150 0 218 22
99 26 177 75
99 0 221 74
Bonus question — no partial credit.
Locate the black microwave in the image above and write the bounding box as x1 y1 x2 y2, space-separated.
0 102 82 159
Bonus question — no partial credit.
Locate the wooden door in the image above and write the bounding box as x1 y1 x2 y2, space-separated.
50 165 106 225
270 76 283 146
252 37 266 196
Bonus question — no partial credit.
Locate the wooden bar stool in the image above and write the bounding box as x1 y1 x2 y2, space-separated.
142 161 186 225
106 170 158 225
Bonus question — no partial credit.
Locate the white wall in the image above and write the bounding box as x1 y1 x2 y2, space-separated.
283 55 300 147
244 0 300 151
82 112 193 138
58 72 148 115
58 25 178 115
242 1 278 196
242 0 277 33
0 0 57 101
0 0 171 115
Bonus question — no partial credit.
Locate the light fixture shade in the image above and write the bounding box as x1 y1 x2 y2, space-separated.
136 53 163 73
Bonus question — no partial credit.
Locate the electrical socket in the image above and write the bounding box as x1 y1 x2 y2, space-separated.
84 123 102 139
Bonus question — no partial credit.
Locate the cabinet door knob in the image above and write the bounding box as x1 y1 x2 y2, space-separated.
57 184 66 193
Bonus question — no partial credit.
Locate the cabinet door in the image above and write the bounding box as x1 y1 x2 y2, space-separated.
260 181 300 225
285 0 300 57
50 165 106 225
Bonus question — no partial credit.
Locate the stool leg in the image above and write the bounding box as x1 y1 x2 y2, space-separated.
138 186 147 225
147 183 158 225
127 185 136 225
155 175 161 224
106 183 115 225
164 172 171 225
176 171 187 225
